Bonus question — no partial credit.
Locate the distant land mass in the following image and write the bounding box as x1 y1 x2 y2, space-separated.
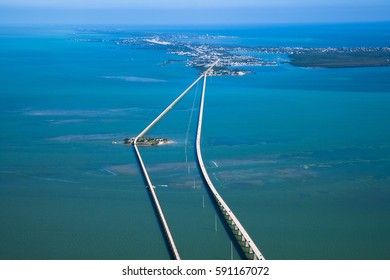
289 49 390 68
74 30 390 73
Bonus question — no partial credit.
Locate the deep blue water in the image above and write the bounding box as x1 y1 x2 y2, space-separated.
0 23 390 259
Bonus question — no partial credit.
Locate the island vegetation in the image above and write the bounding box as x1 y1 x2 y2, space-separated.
123 137 172 146
289 49 390 68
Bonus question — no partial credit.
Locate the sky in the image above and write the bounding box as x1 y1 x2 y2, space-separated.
0 0 389 24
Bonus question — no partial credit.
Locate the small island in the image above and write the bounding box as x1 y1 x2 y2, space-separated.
123 137 172 146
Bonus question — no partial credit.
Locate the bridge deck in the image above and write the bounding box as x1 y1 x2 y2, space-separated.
195 70 265 260
133 60 265 259
132 67 211 260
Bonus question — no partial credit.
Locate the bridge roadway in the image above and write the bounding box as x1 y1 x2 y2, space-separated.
195 71 266 260
133 60 265 260
133 62 218 260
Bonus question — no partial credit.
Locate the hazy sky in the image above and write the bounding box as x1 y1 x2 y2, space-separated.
2 0 389 8
0 0 389 24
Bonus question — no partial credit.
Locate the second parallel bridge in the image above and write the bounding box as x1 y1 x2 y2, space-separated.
195 68 266 260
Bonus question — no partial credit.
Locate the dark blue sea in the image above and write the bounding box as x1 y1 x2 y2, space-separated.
0 23 389 259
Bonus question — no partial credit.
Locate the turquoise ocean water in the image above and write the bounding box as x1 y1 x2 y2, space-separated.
0 23 390 259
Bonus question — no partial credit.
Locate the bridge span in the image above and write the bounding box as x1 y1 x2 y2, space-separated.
133 60 265 259
195 68 265 260
133 62 217 260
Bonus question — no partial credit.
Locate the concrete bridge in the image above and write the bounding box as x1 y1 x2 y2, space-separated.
133 61 265 260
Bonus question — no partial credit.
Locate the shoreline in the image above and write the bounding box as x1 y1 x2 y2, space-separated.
288 49 390 68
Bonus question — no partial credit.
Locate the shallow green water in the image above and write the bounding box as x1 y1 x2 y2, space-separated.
1 24 389 259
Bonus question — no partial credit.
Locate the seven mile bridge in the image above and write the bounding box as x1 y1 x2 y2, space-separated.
132 60 265 260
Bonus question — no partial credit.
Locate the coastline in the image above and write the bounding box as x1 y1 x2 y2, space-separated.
289 49 390 68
